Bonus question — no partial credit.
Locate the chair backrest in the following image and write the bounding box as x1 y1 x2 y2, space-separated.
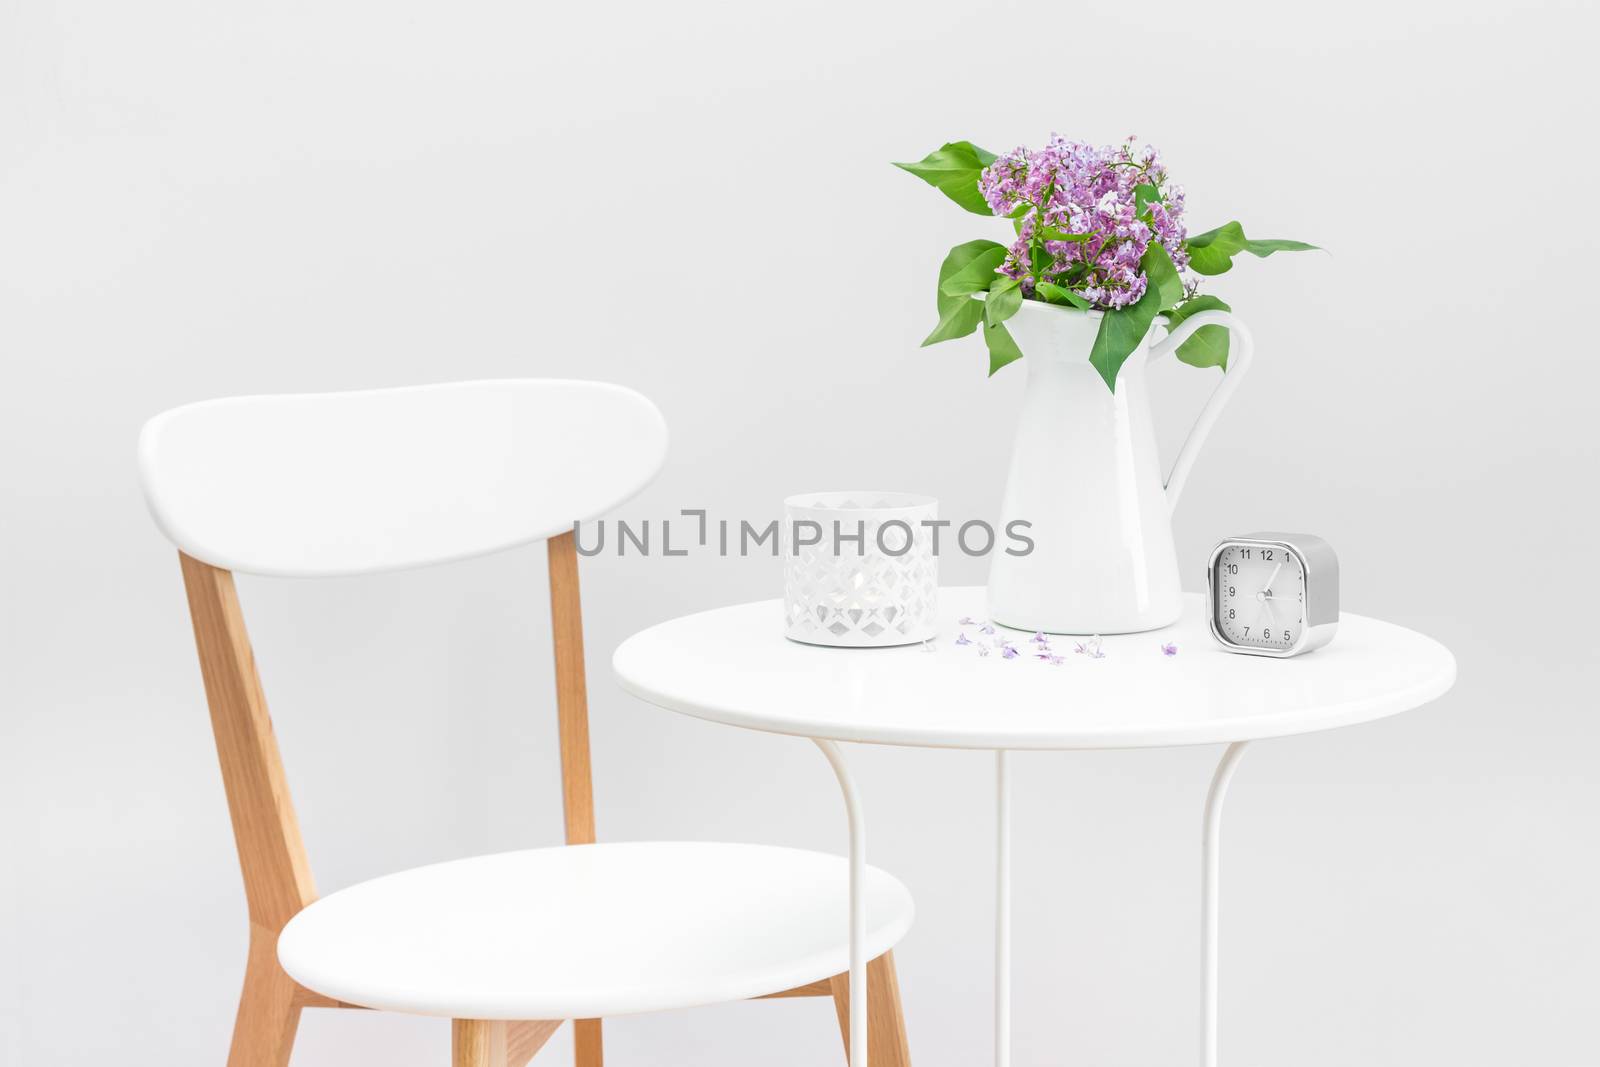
140 379 665 1035
140 378 667 577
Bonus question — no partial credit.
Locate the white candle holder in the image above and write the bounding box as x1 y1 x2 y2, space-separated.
783 491 939 647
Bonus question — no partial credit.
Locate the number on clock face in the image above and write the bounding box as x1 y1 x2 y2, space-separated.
1214 544 1305 649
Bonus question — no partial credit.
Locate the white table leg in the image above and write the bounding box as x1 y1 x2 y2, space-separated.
1201 741 1250 1067
814 738 867 1067
995 749 1011 1067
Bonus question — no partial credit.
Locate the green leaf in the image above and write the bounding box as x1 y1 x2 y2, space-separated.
892 141 998 216
939 244 1009 297
983 321 1025 376
1185 221 1247 275
929 241 1000 341
1088 285 1163 391
1133 183 1163 215
935 240 1006 316
1187 222 1320 274
985 276 1023 327
1243 237 1320 257
1036 281 1091 310
921 294 985 347
1164 294 1233 370
1037 226 1091 242
1140 243 1184 309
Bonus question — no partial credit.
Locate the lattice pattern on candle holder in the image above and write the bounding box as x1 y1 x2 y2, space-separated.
783 493 938 647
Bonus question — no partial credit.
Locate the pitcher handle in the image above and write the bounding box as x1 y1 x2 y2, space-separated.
1148 310 1255 511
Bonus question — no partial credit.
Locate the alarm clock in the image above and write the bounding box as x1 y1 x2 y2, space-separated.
1207 532 1339 657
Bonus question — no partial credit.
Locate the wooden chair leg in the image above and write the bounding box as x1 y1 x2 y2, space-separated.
572 1018 603 1067
828 951 911 1067
453 1020 509 1067
226 928 303 1067
505 1021 563 1067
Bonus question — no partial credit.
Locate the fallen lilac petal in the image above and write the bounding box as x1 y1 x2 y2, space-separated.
979 623 996 635
958 616 977 626
955 633 972 646
1000 644 1020 659
977 644 991 657
1161 642 1178 656
1031 631 1049 645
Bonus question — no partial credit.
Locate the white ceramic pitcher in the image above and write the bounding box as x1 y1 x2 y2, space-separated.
986 299 1254 634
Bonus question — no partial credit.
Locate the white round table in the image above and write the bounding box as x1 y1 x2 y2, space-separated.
612 588 1456 1067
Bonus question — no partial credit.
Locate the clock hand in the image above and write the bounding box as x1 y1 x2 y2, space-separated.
1260 560 1284 598
1253 561 1285 630
1251 559 1285 635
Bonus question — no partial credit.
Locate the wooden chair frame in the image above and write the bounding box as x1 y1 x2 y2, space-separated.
178 532 910 1067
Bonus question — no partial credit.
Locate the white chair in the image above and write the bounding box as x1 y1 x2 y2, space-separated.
139 380 915 1067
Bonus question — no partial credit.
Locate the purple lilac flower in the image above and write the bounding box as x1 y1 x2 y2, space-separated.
1161 642 1178 657
976 643 991 657
1074 636 1106 659
977 135 1188 310
955 633 972 647
979 622 996 635
958 616 976 625
1031 631 1049 646
1000 643 1020 660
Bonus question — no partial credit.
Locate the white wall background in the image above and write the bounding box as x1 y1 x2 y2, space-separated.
3 1 1597 1064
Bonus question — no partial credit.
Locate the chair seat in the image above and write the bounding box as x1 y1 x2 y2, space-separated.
277 841 914 1020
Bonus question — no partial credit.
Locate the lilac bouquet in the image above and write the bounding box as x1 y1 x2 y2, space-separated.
895 136 1316 388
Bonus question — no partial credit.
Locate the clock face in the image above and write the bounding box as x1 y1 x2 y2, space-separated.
1213 543 1306 650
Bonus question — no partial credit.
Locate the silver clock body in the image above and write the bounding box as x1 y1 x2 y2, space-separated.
1207 532 1339 658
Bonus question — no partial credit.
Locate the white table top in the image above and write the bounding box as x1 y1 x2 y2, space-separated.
612 588 1455 750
